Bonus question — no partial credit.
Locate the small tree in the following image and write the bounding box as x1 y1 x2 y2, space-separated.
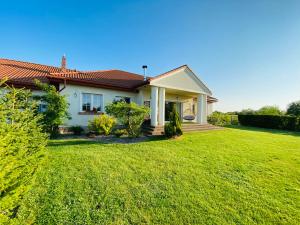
287 101 300 116
105 101 149 138
0 81 47 224
164 104 182 138
256 106 283 115
88 114 116 135
34 80 70 137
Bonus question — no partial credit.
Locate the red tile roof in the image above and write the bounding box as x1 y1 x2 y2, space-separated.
0 58 147 91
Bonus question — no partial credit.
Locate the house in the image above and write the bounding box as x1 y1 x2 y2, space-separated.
0 57 217 130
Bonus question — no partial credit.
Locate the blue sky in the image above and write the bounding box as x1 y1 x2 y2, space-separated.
1 0 299 112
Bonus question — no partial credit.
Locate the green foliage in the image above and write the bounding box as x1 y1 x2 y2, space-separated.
238 114 300 131
106 101 149 138
69 125 84 135
0 83 47 224
164 104 182 138
88 114 116 135
239 108 256 115
287 100 300 116
113 129 127 137
208 111 238 126
239 106 283 116
256 105 283 115
34 80 70 137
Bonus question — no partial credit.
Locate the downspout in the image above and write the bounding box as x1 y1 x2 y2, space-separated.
59 78 67 92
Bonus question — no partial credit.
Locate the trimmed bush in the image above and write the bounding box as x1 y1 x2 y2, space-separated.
88 114 116 135
0 83 47 224
113 129 127 138
69 125 84 135
164 104 182 138
106 102 149 138
238 114 300 131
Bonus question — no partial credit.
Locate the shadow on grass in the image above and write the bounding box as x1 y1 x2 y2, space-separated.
48 135 166 147
225 125 300 137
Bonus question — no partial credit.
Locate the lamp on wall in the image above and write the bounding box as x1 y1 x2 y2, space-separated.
74 92 78 98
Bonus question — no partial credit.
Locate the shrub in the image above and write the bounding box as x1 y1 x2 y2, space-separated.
34 80 70 137
70 125 84 135
208 111 238 126
238 114 300 131
287 101 300 116
88 114 116 135
164 104 182 138
106 102 149 138
0 82 47 224
114 129 127 138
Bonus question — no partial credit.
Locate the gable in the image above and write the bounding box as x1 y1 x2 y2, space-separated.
150 66 212 95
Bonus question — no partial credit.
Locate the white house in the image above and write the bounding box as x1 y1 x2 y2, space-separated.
0 57 217 130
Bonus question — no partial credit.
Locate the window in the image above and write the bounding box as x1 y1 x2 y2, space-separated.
93 94 102 112
38 103 47 112
81 93 103 112
82 93 92 111
114 96 131 103
144 101 150 108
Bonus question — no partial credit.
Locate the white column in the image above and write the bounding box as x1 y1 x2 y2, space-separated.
158 87 165 126
197 94 207 124
150 86 158 126
137 89 144 106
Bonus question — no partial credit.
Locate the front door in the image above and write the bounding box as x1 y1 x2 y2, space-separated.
165 101 182 121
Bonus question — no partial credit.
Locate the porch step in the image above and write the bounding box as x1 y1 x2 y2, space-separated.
142 123 222 136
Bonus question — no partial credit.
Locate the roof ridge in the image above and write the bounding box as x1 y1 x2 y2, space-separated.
0 58 76 72
82 69 115 73
150 64 187 80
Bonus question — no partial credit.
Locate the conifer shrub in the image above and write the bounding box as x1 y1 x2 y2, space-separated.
164 105 183 138
0 82 47 224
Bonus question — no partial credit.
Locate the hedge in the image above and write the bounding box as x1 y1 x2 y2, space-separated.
238 114 300 131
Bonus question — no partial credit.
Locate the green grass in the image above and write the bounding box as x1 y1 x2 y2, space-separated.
18 127 300 225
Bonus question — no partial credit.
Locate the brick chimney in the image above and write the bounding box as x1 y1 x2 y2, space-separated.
61 55 66 72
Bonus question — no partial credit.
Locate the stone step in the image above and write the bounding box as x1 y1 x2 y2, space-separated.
183 127 223 132
142 123 222 136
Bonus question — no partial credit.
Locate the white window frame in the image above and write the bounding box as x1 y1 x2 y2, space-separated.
114 96 131 103
80 92 104 113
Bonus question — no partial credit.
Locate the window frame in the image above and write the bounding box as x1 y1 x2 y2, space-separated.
80 92 104 113
114 96 131 103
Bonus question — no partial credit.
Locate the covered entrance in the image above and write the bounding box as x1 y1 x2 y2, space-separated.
165 101 182 121
137 65 216 127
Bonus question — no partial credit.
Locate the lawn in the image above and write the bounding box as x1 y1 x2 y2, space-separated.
18 127 300 225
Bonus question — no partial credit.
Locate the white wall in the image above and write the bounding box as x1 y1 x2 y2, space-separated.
150 68 210 94
59 84 138 126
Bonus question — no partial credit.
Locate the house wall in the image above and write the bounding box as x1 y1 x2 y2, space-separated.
59 84 138 126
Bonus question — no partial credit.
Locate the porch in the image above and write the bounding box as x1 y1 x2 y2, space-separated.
138 85 213 127
136 65 217 135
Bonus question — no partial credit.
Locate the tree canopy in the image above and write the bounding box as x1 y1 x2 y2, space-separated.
287 101 300 116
